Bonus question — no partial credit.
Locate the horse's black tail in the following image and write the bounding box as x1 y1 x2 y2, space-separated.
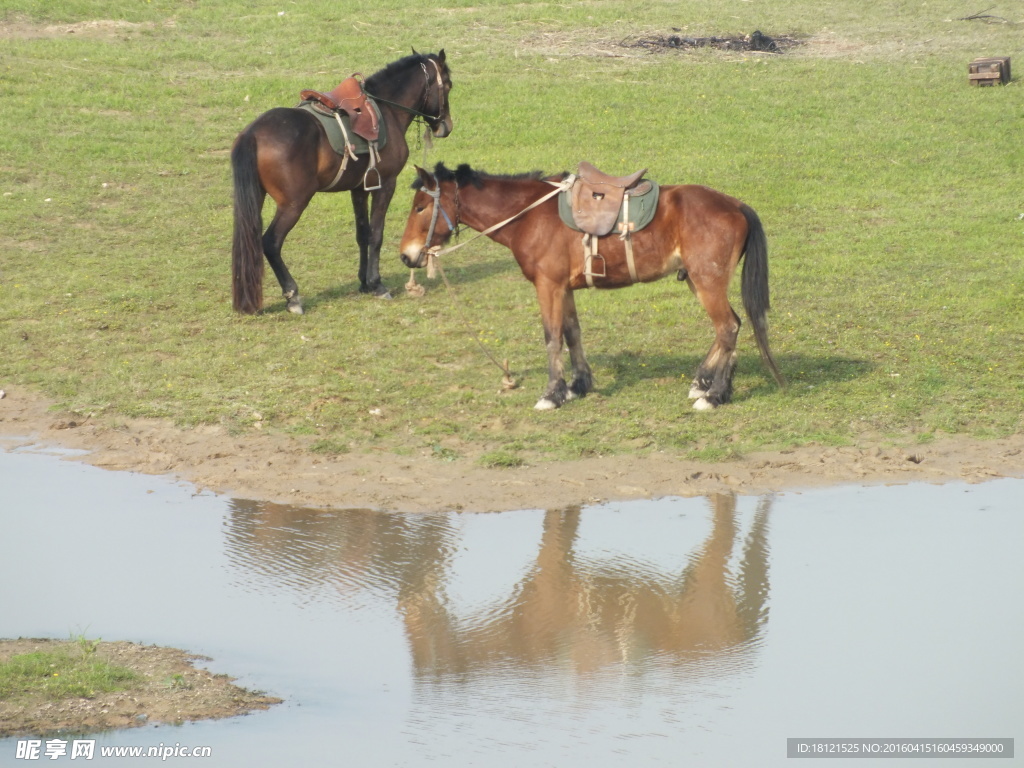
231 130 265 314
740 204 786 388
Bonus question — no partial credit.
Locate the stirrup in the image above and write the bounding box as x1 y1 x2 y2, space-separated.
363 144 382 191
363 166 382 191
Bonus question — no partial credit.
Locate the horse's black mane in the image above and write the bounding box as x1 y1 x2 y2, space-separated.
413 162 550 189
365 52 449 93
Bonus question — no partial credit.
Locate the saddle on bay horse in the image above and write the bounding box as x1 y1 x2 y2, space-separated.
300 75 379 141
569 161 651 237
565 162 657 286
298 74 383 190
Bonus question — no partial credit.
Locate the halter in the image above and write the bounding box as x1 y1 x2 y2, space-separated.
419 177 457 260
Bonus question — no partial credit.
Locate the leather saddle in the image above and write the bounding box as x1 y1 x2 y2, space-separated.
300 75 379 142
570 161 652 237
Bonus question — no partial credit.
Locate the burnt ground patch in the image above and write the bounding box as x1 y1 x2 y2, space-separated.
624 30 805 54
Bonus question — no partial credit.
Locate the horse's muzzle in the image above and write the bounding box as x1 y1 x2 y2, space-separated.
431 116 453 139
400 248 427 269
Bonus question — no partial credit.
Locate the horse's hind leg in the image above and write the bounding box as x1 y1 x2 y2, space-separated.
264 199 312 314
689 284 741 410
562 291 593 399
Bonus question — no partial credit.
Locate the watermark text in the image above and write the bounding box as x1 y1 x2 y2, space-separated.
15 739 213 761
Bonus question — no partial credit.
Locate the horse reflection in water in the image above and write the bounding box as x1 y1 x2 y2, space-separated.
224 494 771 677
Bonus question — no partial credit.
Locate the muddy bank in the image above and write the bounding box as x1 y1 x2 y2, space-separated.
0 639 280 737
1 387 1022 513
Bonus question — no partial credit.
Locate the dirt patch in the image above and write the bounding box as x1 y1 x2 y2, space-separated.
0 18 170 40
1 386 1022 514
623 30 804 54
0 639 280 738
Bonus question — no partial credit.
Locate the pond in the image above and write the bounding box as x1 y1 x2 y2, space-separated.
0 444 1020 766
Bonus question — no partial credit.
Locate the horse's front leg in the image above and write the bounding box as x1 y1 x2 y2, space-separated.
562 290 593 400
353 178 397 298
350 188 373 293
534 279 570 411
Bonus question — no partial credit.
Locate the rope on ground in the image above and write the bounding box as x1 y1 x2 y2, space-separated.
431 255 518 391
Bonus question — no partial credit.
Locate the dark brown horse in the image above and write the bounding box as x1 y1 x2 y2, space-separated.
231 51 453 314
399 163 785 410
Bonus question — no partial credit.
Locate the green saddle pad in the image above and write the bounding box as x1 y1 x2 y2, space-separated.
558 179 660 235
296 99 387 156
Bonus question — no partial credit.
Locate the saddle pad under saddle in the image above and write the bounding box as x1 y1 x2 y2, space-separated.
557 179 660 235
295 99 388 156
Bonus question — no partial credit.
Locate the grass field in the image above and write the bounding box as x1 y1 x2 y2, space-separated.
1 0 1021 466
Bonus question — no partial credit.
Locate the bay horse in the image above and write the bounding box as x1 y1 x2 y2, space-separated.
399 163 785 411
231 51 453 314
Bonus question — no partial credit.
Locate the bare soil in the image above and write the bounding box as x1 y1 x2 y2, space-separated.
623 30 803 54
2 386 1022 514
0 639 281 738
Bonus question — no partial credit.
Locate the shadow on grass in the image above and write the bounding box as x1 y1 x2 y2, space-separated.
426 256 519 285
592 350 873 401
288 258 517 313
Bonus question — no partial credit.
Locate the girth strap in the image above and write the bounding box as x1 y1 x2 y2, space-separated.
320 114 382 193
619 193 638 283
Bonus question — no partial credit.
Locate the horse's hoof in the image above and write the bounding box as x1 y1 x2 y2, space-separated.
692 397 716 411
534 398 559 411
287 299 304 315
688 383 708 400
565 389 577 401
376 290 393 300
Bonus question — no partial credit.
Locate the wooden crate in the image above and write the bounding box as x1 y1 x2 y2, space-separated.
968 57 1011 86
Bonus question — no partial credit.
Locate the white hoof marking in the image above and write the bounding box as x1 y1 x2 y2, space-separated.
534 398 559 411
692 397 715 411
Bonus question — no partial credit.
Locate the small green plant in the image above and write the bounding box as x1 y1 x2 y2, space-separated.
309 438 350 455
163 673 193 690
431 445 460 462
478 450 526 468
72 633 101 657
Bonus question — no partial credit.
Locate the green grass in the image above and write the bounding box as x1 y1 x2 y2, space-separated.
0 641 138 701
1 0 1022 466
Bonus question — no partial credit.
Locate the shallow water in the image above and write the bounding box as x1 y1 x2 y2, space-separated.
0 444 1021 767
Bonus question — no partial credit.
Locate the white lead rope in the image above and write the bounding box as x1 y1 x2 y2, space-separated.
422 175 575 262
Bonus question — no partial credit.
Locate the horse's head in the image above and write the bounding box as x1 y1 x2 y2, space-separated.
422 50 453 138
400 165 456 268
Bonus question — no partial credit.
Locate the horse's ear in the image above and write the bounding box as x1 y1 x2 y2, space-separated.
438 49 446 63
415 165 434 188
411 47 419 56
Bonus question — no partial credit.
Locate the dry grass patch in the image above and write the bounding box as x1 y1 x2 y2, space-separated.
0 18 171 40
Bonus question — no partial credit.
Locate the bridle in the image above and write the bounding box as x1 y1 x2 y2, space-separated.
364 57 448 129
418 58 447 126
